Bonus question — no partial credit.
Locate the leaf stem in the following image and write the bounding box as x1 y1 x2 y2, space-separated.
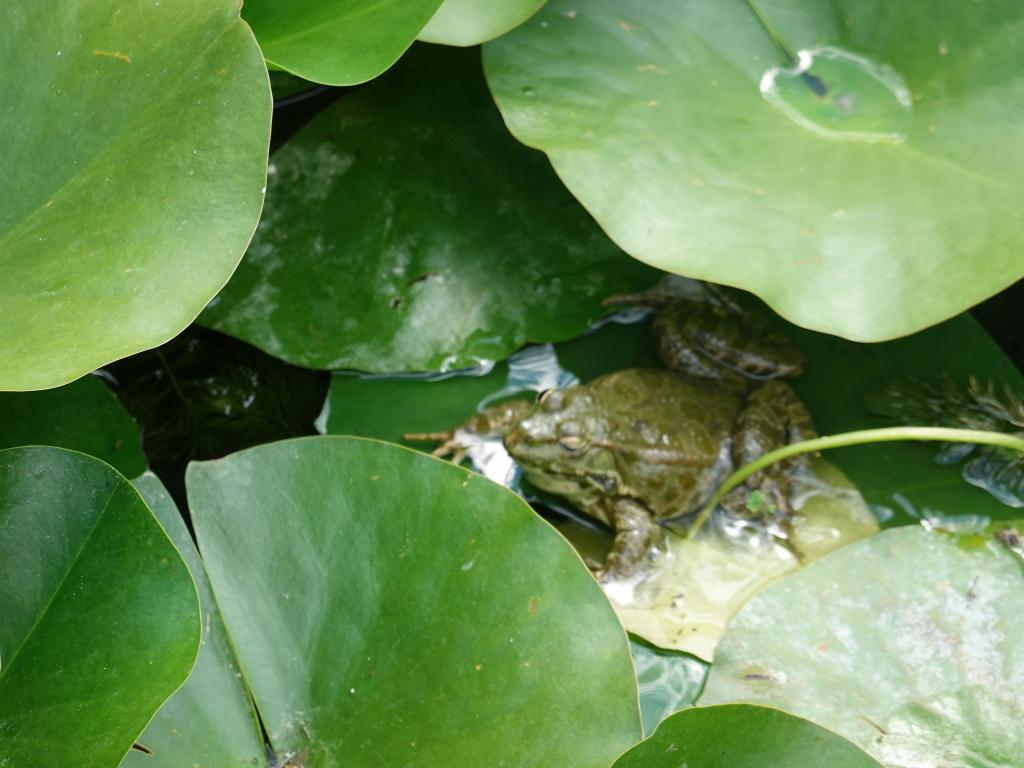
688 426 1024 539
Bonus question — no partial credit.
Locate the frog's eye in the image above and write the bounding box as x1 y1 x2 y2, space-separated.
557 421 587 452
538 389 565 411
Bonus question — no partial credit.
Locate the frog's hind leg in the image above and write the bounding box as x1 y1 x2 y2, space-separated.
596 498 668 583
732 381 818 514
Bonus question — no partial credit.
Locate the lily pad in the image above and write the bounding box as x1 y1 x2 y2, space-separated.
243 0 443 85
419 0 547 46
0 373 145 477
122 474 266 768
483 1 1024 341
0 447 199 767
613 704 883 768
700 526 1024 767
187 436 642 765
200 45 655 373
1 0 270 391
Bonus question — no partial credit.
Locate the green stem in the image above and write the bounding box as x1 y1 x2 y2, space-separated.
688 426 1024 539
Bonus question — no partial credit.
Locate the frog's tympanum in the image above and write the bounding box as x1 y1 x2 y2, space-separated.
409 288 816 581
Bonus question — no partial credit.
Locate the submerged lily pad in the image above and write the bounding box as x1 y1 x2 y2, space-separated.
0 374 145 477
1 0 270 390
700 526 1024 767
562 459 878 659
243 0 443 85
187 437 642 766
419 0 547 46
201 45 655 373
0 447 199 767
122 474 266 768
613 704 883 768
484 0 1024 341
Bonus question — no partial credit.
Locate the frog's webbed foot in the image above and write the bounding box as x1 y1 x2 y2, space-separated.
402 430 470 465
594 498 668 584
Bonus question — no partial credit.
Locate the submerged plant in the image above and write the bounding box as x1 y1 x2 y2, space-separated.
866 377 1024 506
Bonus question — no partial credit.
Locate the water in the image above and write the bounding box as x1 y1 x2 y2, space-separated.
760 46 912 143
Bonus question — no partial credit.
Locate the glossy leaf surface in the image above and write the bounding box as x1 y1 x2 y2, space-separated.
613 705 882 768
0 374 145 477
0 447 199 767
1 0 270 390
187 437 641 766
701 526 1024 766
419 0 547 46
243 0 443 85
201 45 655 372
122 474 266 768
484 0 1024 341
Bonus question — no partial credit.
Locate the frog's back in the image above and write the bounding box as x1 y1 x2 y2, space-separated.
589 368 743 518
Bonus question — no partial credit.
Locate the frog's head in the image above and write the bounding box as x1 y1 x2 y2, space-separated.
503 387 620 499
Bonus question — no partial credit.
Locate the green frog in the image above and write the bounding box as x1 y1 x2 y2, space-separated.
408 286 816 581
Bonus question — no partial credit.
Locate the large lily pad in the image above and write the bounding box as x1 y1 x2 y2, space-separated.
700 526 1024 766
122 474 266 768
1 0 270 391
613 705 882 768
0 447 199 767
484 1 1024 341
0 374 145 477
243 0 443 85
419 0 547 46
200 45 655 373
187 437 642 765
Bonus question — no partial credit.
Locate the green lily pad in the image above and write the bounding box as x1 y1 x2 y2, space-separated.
0 447 200 767
613 705 883 767
0 374 145 478
187 436 642 765
243 0 444 85
201 45 655 373
483 1 1024 341
700 526 1024 766
419 0 547 46
121 474 267 768
1 0 270 391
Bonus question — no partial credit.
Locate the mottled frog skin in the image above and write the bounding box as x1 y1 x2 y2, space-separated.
412 287 816 580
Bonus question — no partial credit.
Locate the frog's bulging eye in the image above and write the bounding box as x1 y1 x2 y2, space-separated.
538 389 564 411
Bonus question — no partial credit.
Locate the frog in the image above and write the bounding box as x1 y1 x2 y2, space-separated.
407 284 816 581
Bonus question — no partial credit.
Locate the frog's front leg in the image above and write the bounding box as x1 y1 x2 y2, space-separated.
730 381 817 514
595 497 668 582
403 399 533 465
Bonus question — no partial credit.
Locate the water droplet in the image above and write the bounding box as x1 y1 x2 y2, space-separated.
520 85 536 97
759 46 912 143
